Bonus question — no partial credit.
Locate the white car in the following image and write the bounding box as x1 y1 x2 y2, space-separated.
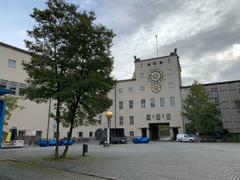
176 134 195 142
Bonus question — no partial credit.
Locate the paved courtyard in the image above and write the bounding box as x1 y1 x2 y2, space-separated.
0 142 240 180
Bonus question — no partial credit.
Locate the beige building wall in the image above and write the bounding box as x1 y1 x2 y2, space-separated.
0 42 110 140
112 53 183 139
1 42 184 141
0 43 52 138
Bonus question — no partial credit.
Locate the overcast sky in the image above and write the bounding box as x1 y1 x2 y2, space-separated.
0 0 240 86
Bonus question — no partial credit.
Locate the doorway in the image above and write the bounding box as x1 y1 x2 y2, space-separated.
149 124 159 140
141 128 147 137
149 123 170 140
172 128 179 140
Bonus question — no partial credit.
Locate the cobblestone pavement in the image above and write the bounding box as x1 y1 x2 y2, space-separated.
1 142 240 180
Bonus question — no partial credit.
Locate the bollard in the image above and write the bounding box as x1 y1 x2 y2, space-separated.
83 144 88 156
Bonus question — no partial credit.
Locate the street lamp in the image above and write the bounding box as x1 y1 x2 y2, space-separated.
106 111 113 146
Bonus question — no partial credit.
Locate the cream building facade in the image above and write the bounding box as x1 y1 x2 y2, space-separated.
0 42 184 141
2 41 239 142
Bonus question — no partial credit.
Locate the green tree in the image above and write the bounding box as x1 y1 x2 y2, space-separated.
57 3 115 159
23 0 79 158
182 81 222 134
5 95 24 121
23 0 115 159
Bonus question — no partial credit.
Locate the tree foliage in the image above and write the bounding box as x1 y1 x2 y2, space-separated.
182 81 223 134
5 95 24 121
23 0 115 158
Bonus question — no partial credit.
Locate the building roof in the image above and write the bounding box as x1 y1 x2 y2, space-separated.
117 79 136 83
0 41 30 55
134 54 177 63
181 79 240 89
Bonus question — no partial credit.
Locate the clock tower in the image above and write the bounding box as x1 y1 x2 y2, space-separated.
131 48 183 140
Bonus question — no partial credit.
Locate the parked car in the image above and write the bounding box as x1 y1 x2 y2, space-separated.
38 139 49 147
133 137 150 144
188 134 201 142
176 134 195 142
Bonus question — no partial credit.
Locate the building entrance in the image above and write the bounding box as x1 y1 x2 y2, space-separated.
172 128 179 140
149 123 170 140
141 128 147 137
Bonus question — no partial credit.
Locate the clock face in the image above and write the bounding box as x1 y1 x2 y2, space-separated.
147 68 164 93
151 83 161 93
150 69 164 82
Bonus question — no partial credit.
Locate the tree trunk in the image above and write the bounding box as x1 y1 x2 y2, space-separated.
54 100 61 159
60 95 80 159
60 116 74 159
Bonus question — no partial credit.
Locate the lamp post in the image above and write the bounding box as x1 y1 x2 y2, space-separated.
106 111 113 146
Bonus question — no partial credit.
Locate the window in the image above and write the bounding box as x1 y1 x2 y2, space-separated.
67 131 70 138
211 88 219 101
139 73 145 79
162 114 165 119
128 87 133 92
160 98 165 107
99 115 102 125
119 88 123 94
129 131 134 136
170 97 175 107
140 86 145 91
18 130 26 138
9 81 17 95
146 114 151 121
160 61 162 64
156 114 161 120
8 59 16 68
153 61 157 65
119 101 123 109
79 132 83 137
0 79 7 89
130 116 134 125
148 63 150 66
36 131 42 138
19 83 27 96
141 99 146 108
89 132 93 137
129 100 133 109
166 113 171 120
150 98 155 108
119 116 123 125
211 88 218 97
168 59 170 63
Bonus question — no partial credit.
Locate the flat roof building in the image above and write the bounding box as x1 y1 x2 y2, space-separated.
181 80 240 133
0 41 239 142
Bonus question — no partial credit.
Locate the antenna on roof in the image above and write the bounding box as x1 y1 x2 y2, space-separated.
155 35 159 57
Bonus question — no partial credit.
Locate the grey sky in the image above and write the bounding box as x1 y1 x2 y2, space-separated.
0 0 239 85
